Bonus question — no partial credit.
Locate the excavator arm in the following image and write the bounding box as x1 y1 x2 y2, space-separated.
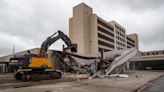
39 30 77 57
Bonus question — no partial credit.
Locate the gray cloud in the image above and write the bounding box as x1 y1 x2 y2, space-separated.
139 20 164 51
0 0 164 56
121 0 164 11
0 0 72 56
101 0 164 11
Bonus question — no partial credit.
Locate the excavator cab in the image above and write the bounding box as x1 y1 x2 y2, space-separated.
9 55 31 72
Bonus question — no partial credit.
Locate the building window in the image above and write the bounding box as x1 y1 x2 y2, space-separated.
156 52 159 55
98 48 110 52
127 41 135 47
97 19 113 31
98 33 114 43
127 46 130 48
117 41 119 45
117 37 120 40
98 26 114 37
123 29 125 33
127 37 135 43
98 40 114 48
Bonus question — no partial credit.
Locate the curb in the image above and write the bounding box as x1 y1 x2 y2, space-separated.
135 74 164 92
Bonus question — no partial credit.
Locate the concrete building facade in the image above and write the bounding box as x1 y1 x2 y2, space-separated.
127 34 139 50
109 21 127 50
69 3 138 55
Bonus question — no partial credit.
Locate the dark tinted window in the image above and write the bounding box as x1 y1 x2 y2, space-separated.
98 40 114 48
98 48 110 52
98 26 114 37
127 41 135 47
98 33 114 43
127 37 135 43
97 19 113 31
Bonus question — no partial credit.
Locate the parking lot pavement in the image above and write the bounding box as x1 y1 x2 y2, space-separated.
142 75 164 92
0 71 163 92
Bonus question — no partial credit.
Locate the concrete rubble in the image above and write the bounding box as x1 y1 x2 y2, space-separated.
49 48 137 79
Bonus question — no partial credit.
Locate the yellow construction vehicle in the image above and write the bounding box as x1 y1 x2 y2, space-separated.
9 30 77 81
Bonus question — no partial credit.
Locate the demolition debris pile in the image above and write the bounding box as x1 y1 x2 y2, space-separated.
51 48 137 77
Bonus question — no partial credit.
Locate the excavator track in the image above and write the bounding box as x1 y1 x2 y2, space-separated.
14 70 61 81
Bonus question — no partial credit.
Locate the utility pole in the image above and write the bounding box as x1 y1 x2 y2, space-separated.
13 45 16 57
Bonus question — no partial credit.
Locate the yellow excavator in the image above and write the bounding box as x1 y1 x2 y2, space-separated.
9 30 77 81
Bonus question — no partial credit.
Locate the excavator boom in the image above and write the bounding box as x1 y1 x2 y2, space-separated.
39 30 77 57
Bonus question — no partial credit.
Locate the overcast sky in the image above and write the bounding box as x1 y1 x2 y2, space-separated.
0 0 164 56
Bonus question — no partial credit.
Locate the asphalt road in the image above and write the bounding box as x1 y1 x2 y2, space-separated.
142 75 164 92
